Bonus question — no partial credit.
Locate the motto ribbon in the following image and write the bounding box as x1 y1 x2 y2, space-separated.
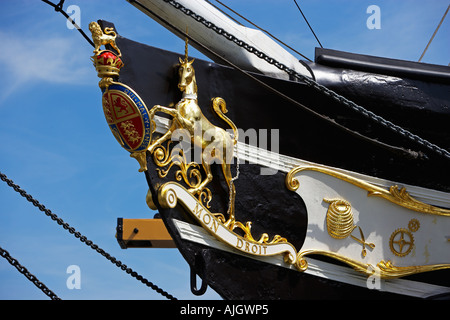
158 182 298 265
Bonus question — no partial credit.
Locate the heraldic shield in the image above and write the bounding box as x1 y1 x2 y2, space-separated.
88 20 152 153
102 83 152 152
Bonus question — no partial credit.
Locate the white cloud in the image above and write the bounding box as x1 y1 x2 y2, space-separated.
0 31 93 102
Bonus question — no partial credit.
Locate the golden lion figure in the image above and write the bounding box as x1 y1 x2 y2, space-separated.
89 21 122 56
148 42 239 226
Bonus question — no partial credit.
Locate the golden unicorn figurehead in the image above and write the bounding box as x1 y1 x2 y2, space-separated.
177 32 197 96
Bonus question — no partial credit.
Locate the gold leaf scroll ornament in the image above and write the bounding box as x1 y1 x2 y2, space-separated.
286 165 450 216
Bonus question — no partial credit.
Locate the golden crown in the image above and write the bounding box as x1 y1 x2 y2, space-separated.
92 50 124 78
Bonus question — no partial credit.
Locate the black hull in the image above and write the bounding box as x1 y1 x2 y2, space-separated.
147 162 439 300
113 29 450 193
103 21 450 299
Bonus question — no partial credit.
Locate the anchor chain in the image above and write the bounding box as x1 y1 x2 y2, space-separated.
0 245 61 300
0 171 177 300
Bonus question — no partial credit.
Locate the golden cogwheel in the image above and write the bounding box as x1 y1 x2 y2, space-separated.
408 219 420 232
389 228 414 257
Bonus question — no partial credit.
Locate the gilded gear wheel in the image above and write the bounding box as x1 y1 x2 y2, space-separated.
389 228 414 257
408 219 420 232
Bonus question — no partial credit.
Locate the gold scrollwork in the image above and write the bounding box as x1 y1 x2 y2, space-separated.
146 189 157 210
295 250 371 274
130 150 148 172
153 141 202 188
286 165 450 278
377 260 450 279
229 220 289 246
158 182 298 264
296 250 450 279
147 38 294 265
146 36 238 224
151 139 212 208
286 165 450 216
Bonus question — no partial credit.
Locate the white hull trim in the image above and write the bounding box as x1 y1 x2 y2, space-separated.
152 116 450 298
153 114 450 209
173 218 450 299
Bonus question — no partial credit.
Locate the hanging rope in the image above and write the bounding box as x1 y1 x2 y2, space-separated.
41 0 95 47
293 0 323 48
154 0 450 161
0 171 177 300
418 4 450 62
213 0 312 61
130 0 427 159
0 245 61 300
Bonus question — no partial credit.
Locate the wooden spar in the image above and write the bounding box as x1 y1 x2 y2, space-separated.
128 0 313 80
116 218 175 248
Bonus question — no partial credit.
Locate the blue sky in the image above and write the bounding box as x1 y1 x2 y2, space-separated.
0 0 448 300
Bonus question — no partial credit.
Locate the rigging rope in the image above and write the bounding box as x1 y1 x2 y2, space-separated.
40 0 449 159
37 0 178 300
0 245 61 300
156 0 450 161
212 0 312 61
27 0 449 299
41 0 95 47
129 1 426 159
293 0 323 48
418 4 450 62
0 171 177 300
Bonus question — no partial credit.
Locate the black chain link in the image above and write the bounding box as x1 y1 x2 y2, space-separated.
0 171 177 300
163 0 450 161
0 245 61 300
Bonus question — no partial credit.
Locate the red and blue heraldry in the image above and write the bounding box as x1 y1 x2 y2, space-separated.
102 83 152 152
95 51 152 152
